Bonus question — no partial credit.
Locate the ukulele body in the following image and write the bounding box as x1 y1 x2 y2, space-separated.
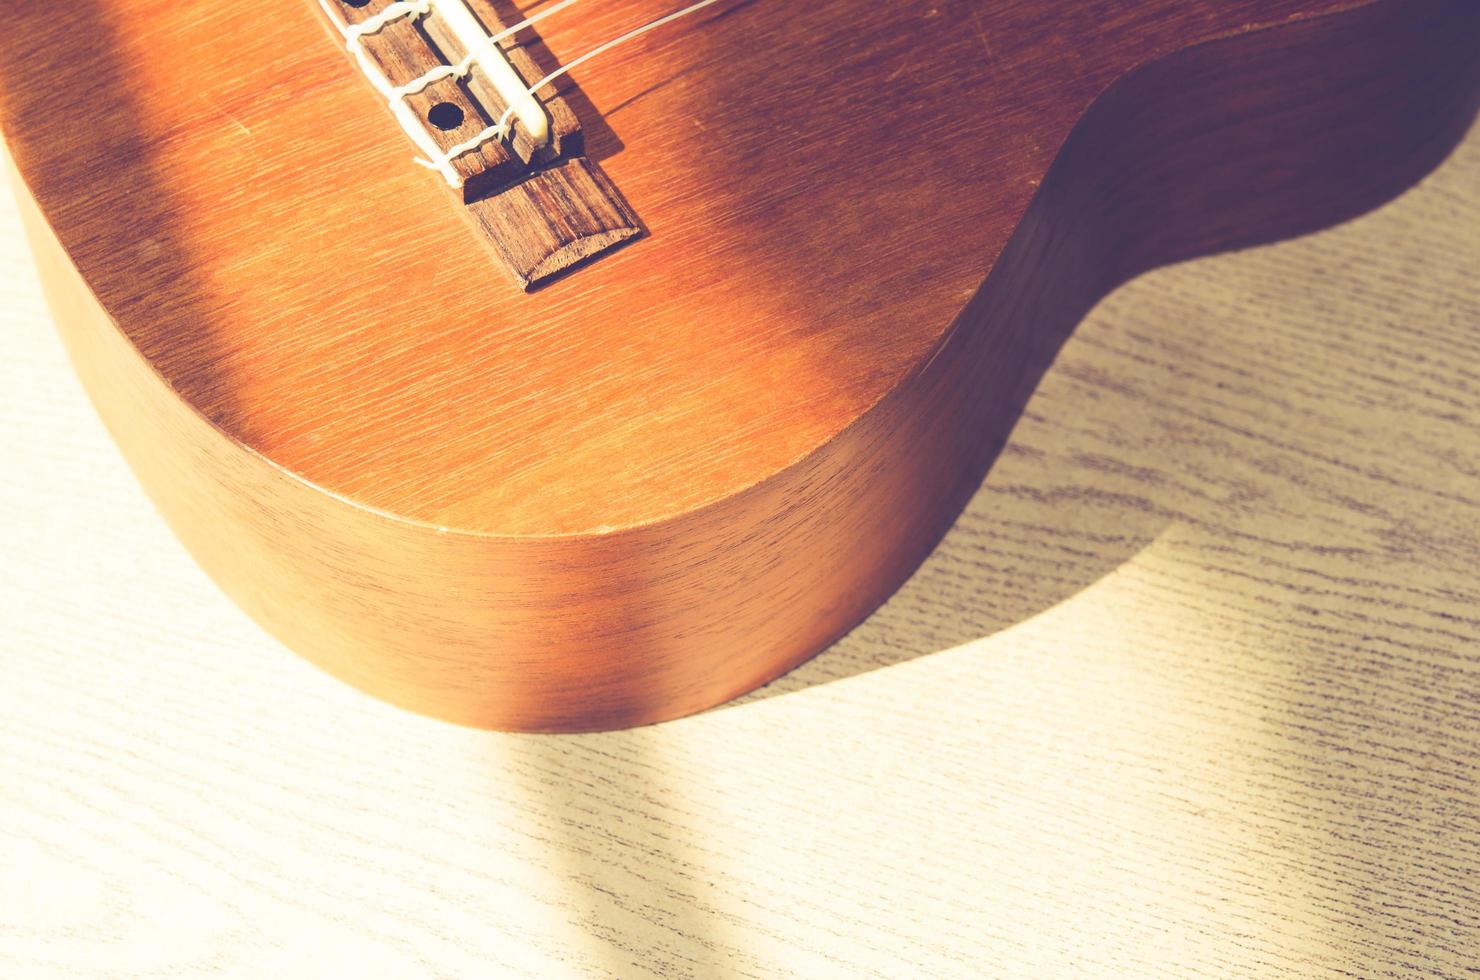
3 0 1476 730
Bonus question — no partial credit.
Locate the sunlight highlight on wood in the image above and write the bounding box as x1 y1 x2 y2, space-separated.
2 127 1477 975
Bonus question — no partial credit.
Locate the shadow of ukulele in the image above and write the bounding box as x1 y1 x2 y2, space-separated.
733 121 1480 706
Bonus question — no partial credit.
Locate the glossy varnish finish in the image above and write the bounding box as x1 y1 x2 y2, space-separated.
1 0 1477 729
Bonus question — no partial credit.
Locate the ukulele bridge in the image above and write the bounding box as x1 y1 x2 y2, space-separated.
315 0 641 289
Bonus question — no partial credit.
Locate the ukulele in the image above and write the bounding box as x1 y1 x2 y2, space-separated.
2 0 1476 731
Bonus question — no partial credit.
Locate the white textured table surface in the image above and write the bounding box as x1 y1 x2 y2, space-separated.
2 128 1478 978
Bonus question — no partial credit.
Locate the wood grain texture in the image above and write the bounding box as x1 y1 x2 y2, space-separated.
469 157 643 288
2 116 1478 980
1 0 1477 729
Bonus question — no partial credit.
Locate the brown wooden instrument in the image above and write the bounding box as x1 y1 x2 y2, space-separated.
2 0 1476 731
